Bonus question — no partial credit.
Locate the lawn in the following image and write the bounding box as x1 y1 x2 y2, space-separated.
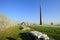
0 25 60 40
30 25 60 40
0 25 30 40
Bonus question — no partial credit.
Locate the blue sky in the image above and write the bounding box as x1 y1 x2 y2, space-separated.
0 0 60 24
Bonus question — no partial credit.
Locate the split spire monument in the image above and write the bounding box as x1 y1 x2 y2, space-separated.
40 6 42 25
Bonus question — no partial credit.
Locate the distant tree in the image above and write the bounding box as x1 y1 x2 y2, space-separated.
51 22 54 25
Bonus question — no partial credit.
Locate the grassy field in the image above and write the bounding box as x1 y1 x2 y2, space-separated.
0 25 60 40
30 25 60 40
0 25 30 40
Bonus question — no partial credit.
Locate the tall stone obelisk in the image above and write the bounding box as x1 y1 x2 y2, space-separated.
40 6 42 25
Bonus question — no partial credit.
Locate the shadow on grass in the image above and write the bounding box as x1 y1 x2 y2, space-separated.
6 37 16 40
19 32 32 40
19 27 23 30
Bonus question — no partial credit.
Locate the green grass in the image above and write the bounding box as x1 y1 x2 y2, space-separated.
0 25 60 40
30 25 60 40
0 25 30 40
0 25 20 40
